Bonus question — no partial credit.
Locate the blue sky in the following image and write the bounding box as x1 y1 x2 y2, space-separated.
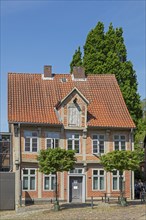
0 0 145 132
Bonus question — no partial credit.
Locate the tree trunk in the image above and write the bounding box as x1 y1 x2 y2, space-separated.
55 172 58 201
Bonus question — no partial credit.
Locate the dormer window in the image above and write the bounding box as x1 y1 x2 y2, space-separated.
68 104 81 127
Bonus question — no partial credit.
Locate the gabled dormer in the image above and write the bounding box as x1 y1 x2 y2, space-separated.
55 87 89 129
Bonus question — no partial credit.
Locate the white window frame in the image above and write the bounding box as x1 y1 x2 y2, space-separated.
92 169 105 191
45 132 60 149
92 134 105 154
69 168 83 174
67 133 80 153
114 135 126 151
22 168 36 191
112 170 124 191
24 131 38 152
43 174 56 191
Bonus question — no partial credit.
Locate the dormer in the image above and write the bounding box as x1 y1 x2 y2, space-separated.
55 87 89 129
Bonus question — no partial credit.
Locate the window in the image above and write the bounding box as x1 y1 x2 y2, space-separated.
45 132 60 149
114 135 126 151
92 169 105 190
112 170 124 191
24 131 38 152
44 174 56 191
92 135 105 154
68 104 80 127
67 134 80 153
69 168 83 174
22 169 36 191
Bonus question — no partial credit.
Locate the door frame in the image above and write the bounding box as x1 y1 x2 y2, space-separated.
67 174 85 203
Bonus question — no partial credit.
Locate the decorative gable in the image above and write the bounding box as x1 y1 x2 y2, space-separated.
55 87 89 129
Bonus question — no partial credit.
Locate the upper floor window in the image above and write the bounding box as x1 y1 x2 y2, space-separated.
114 135 126 151
44 174 56 191
22 168 36 191
92 169 105 190
45 132 60 149
92 134 105 154
69 168 83 174
68 104 80 127
67 133 80 153
24 131 38 152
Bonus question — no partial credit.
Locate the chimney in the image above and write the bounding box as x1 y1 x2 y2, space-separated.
72 66 85 79
44 65 52 78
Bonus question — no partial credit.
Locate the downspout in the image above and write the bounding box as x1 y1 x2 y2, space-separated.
130 128 134 200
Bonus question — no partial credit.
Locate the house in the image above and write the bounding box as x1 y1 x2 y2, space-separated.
0 132 12 172
8 66 135 207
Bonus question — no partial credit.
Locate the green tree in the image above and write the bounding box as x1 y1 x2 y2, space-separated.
70 22 142 125
37 148 76 209
100 150 142 205
70 47 82 73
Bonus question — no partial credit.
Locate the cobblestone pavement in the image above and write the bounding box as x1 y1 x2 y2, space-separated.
0 201 146 220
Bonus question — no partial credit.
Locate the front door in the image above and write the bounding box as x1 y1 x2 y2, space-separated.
69 176 82 202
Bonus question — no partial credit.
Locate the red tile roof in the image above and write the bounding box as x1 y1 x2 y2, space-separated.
8 73 135 128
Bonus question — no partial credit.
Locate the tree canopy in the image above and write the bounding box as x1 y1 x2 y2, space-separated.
100 150 143 173
70 21 142 125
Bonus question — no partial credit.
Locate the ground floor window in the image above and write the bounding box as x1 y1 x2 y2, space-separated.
112 170 124 191
92 169 105 190
22 168 36 191
44 174 56 191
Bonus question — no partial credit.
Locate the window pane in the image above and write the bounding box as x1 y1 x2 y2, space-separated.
100 177 104 190
93 177 98 190
23 177 28 190
30 177 35 190
32 138 37 152
51 176 56 190
44 177 50 190
99 135 104 140
113 170 117 175
93 170 98 175
30 169 35 175
74 140 79 153
32 132 37 137
93 135 98 140
23 169 28 175
100 170 104 175
121 141 125 150
68 140 72 150
25 138 30 151
113 177 117 190
55 139 59 148
74 134 79 139
47 139 52 149
99 142 104 153
114 135 119 140
121 136 125 140
115 141 119 150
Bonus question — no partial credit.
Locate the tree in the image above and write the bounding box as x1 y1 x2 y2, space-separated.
70 47 82 73
100 150 142 205
37 148 76 209
70 22 142 125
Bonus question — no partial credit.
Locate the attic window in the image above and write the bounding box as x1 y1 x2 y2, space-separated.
61 78 67 82
68 104 80 127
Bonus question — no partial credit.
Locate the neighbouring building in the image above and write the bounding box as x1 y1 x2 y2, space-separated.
8 66 136 207
0 132 12 172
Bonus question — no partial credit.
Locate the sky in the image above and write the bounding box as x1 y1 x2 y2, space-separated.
0 0 145 132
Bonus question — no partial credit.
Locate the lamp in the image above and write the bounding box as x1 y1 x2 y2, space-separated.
15 159 20 170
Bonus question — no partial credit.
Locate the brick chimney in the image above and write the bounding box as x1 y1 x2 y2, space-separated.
72 66 86 79
44 65 52 78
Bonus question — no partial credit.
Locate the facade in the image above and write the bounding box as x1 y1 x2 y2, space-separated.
0 132 12 172
8 66 135 207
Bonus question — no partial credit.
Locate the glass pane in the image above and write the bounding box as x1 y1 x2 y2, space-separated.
44 177 50 190
74 134 79 139
93 177 98 190
68 140 72 150
23 177 28 190
55 139 59 148
100 177 104 190
51 176 56 190
74 140 79 153
23 169 28 175
93 170 98 175
121 136 125 140
32 138 37 152
25 138 30 151
47 139 52 149
113 177 117 190
100 170 104 175
30 177 35 190
115 141 119 150
121 141 125 150
93 135 98 140
99 143 104 153
113 170 117 175
114 135 119 140
30 169 35 175
32 132 37 137
99 135 104 140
